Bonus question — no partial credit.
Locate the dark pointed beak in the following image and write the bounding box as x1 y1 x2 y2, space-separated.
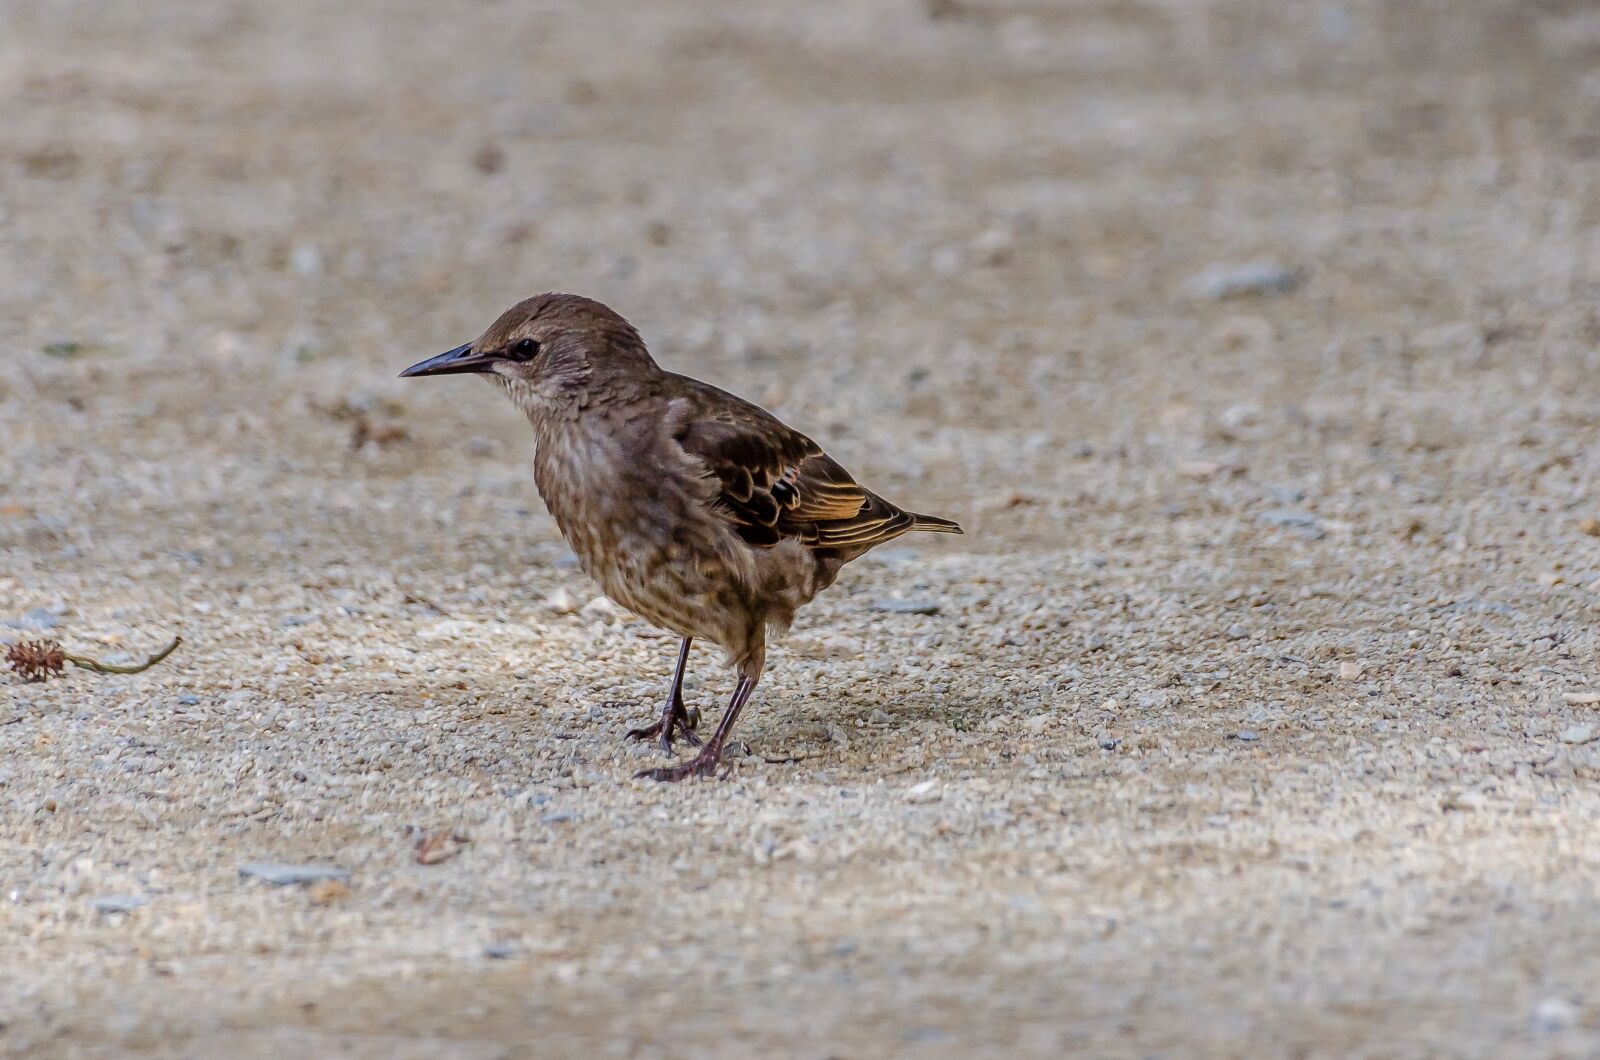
399 343 499 378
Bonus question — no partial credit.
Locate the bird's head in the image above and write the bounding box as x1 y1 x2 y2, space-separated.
400 293 653 412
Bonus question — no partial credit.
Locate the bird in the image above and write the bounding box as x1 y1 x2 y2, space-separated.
401 293 962 781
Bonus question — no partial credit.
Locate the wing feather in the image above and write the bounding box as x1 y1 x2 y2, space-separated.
667 382 916 552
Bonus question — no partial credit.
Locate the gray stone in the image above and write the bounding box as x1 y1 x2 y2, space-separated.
1532 997 1578 1033
6 608 59 631
1259 509 1319 528
91 895 147 914
1189 262 1301 299
239 861 350 886
1267 484 1308 504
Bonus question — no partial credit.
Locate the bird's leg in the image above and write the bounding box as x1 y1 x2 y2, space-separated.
625 637 702 753
636 673 759 782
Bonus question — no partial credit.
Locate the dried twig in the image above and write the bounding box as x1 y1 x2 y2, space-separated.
401 590 449 615
66 636 181 674
7 637 181 682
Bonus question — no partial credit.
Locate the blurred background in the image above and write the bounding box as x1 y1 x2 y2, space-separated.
5 0 1600 1055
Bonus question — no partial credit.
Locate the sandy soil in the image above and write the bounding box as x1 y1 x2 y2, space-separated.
4 0 1600 1055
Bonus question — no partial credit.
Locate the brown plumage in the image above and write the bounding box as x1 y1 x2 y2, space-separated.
401 293 962 781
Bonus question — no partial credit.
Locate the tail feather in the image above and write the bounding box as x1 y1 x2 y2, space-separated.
908 512 963 535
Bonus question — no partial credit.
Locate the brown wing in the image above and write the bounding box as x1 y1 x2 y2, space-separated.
668 383 916 551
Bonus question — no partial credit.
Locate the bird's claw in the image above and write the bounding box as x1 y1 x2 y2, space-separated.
634 746 727 783
625 703 703 753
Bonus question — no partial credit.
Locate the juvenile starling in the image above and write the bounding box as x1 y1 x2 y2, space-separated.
401 294 962 781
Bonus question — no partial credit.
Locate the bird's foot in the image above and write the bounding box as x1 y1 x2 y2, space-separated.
625 701 703 754
634 743 730 783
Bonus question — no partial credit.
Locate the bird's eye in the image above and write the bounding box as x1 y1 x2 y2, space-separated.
508 338 540 362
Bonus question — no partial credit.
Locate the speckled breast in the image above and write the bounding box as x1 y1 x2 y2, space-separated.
532 421 735 643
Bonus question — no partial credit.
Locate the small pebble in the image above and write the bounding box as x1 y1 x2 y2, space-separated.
581 596 624 621
415 831 469 866
1559 725 1594 746
90 895 146 914
906 780 941 804
1259 509 1319 529
1338 662 1363 680
1532 997 1578 1033
1225 624 1249 640
6 608 59 631
484 942 518 960
544 588 580 614
1267 484 1307 505
239 862 351 886
539 810 577 825
867 709 892 725
1189 262 1300 299
1233 730 1260 742
289 243 323 276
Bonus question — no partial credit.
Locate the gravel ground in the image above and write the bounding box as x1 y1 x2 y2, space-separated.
5 1 1600 1056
